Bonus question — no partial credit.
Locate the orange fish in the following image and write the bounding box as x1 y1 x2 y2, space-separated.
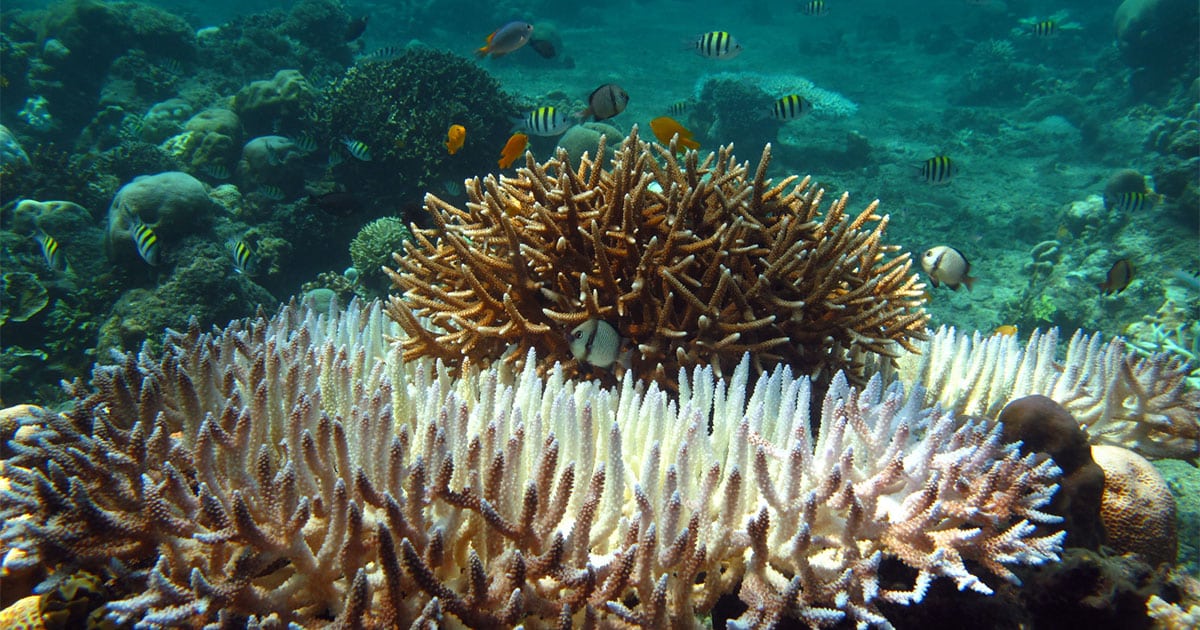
498 132 528 169
649 116 699 150
445 124 466 155
994 325 1018 336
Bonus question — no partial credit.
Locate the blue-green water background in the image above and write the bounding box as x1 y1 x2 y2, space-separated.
0 0 1197 608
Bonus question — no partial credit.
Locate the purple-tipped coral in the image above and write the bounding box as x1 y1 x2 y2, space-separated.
1 300 1065 627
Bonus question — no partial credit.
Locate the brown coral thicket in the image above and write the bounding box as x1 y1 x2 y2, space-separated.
384 127 928 389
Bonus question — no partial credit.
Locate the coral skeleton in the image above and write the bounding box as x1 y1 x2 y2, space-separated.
886 326 1200 463
385 127 927 390
0 300 1064 628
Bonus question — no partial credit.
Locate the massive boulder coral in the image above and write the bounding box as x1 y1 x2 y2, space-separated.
104 171 216 264
386 127 928 390
232 69 314 134
0 300 1064 628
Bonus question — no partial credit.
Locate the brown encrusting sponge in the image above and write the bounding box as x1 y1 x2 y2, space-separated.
385 127 929 389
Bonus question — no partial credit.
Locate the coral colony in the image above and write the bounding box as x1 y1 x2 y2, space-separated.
2 301 1065 628
3 137 1196 628
385 129 928 390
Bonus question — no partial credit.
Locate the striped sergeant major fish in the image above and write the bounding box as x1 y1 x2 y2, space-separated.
772 94 813 120
518 106 575 136
341 137 372 161
690 31 742 59
920 156 957 184
1105 191 1163 213
34 230 70 273
131 219 160 266
228 238 257 275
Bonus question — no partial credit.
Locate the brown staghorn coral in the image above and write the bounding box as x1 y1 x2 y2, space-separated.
0 300 1064 628
384 126 928 389
885 326 1200 463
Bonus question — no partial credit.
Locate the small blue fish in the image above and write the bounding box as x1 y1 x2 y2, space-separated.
228 238 257 275
476 21 534 59
342 137 372 161
34 231 69 273
132 220 160 266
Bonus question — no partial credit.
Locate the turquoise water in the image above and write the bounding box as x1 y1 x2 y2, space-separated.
0 0 1197 625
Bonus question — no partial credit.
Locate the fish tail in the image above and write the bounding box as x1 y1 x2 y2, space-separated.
475 46 489 58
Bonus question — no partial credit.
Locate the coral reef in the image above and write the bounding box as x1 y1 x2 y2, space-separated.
1124 298 1200 389
312 46 520 211
162 108 244 176
0 272 49 325
997 396 1106 550
238 135 308 189
1091 445 1178 566
348 217 412 295
232 69 314 136
385 128 928 390
105 171 217 264
0 299 1065 628
1114 0 1199 90
886 327 1200 463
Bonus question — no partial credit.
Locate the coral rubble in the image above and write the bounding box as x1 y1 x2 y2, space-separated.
0 300 1064 628
385 127 928 390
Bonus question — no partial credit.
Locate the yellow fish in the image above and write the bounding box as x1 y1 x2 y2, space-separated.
445 124 466 155
498 132 527 169
649 116 699 150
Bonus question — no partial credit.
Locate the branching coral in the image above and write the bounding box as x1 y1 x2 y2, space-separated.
885 326 1200 463
385 127 928 390
0 300 1063 628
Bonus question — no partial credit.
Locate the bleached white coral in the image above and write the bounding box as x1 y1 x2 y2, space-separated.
1 302 1064 628
694 71 859 118
887 326 1200 462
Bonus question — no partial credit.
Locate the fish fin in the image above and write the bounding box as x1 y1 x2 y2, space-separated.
963 275 975 291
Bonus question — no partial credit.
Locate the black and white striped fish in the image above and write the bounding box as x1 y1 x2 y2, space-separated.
341 137 372 161
920 156 957 184
132 220 160 266
34 230 69 273
772 94 813 120
228 238 258 275
518 107 575 136
667 100 692 116
690 31 742 59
